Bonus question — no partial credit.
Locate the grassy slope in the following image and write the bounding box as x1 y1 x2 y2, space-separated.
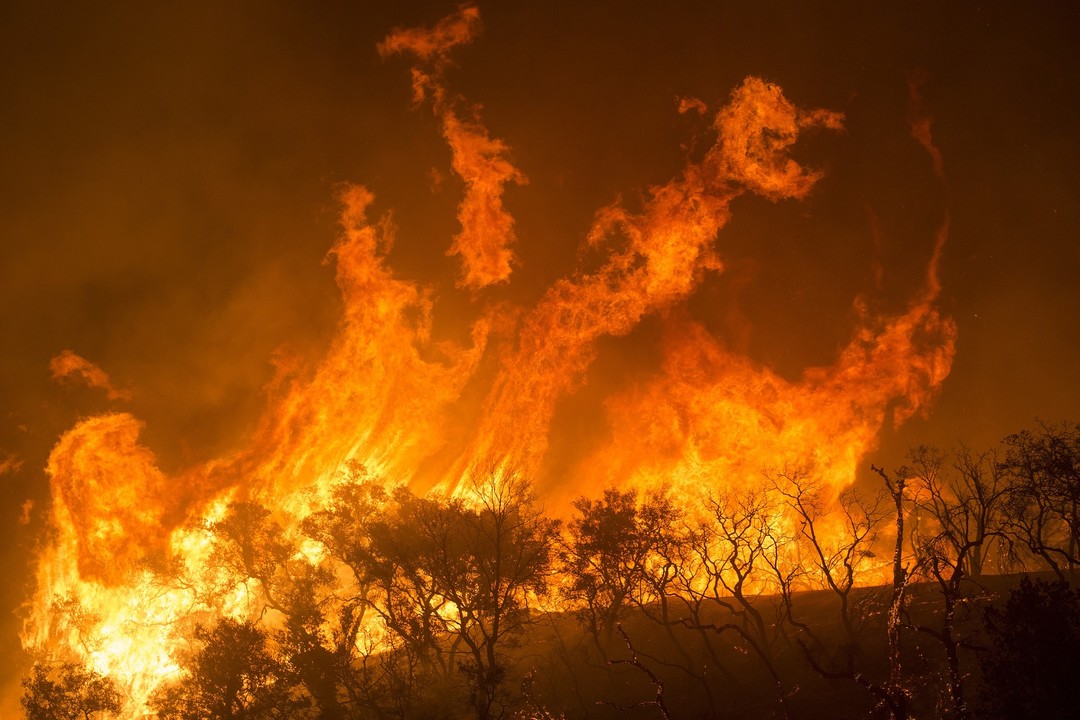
499 572 1069 719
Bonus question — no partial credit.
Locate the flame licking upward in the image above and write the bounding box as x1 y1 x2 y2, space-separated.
23 6 955 717
379 4 526 289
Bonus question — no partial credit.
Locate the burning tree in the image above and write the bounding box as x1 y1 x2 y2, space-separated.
560 488 678 650
17 5 966 718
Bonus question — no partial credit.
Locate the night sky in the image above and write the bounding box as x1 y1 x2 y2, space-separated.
2 0 1079 709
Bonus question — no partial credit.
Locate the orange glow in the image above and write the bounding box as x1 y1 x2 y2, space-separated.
20 8 957 717
0 452 21 477
49 350 132 402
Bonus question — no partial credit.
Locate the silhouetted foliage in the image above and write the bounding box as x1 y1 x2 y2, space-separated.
150 618 302 720
32 422 1080 720
561 488 666 646
1001 422 1080 577
210 502 294 611
436 471 558 720
978 577 1080 720
21 662 122 720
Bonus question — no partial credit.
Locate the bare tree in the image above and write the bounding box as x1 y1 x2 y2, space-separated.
1000 422 1080 578
771 469 887 642
672 488 791 717
905 445 1012 720
698 490 778 653
871 463 921 720
907 445 1011 578
770 467 911 719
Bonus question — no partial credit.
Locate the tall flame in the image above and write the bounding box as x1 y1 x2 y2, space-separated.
21 8 955 717
379 4 526 289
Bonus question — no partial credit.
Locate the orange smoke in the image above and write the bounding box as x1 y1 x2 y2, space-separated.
49 350 131 402
908 70 949 301
376 4 481 69
0 450 21 476
908 70 946 182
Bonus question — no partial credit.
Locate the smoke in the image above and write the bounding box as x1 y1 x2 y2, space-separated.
907 71 950 302
376 4 482 70
0 451 21 477
49 350 132 402
908 70 946 182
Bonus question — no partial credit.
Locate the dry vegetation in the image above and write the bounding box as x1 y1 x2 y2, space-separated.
22 422 1080 720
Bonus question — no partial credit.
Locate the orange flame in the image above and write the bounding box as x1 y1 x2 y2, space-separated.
380 3 526 289
450 77 845 486
44 414 170 585
22 8 955 717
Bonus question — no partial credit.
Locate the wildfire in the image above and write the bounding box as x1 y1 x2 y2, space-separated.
21 5 954 717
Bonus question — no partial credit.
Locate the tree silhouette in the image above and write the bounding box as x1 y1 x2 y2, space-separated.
150 618 301 720
437 470 557 720
296 468 400 717
361 470 556 719
21 662 122 720
771 468 915 720
676 488 788 716
561 487 676 649
1001 422 1080 577
898 445 1014 720
209 502 294 612
364 486 460 680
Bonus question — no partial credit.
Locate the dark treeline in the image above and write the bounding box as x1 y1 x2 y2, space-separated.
23 421 1080 720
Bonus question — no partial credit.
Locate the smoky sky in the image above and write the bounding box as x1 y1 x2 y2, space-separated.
2 0 1079 706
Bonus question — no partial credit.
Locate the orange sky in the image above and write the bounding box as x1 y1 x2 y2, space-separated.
2 1 1079 709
